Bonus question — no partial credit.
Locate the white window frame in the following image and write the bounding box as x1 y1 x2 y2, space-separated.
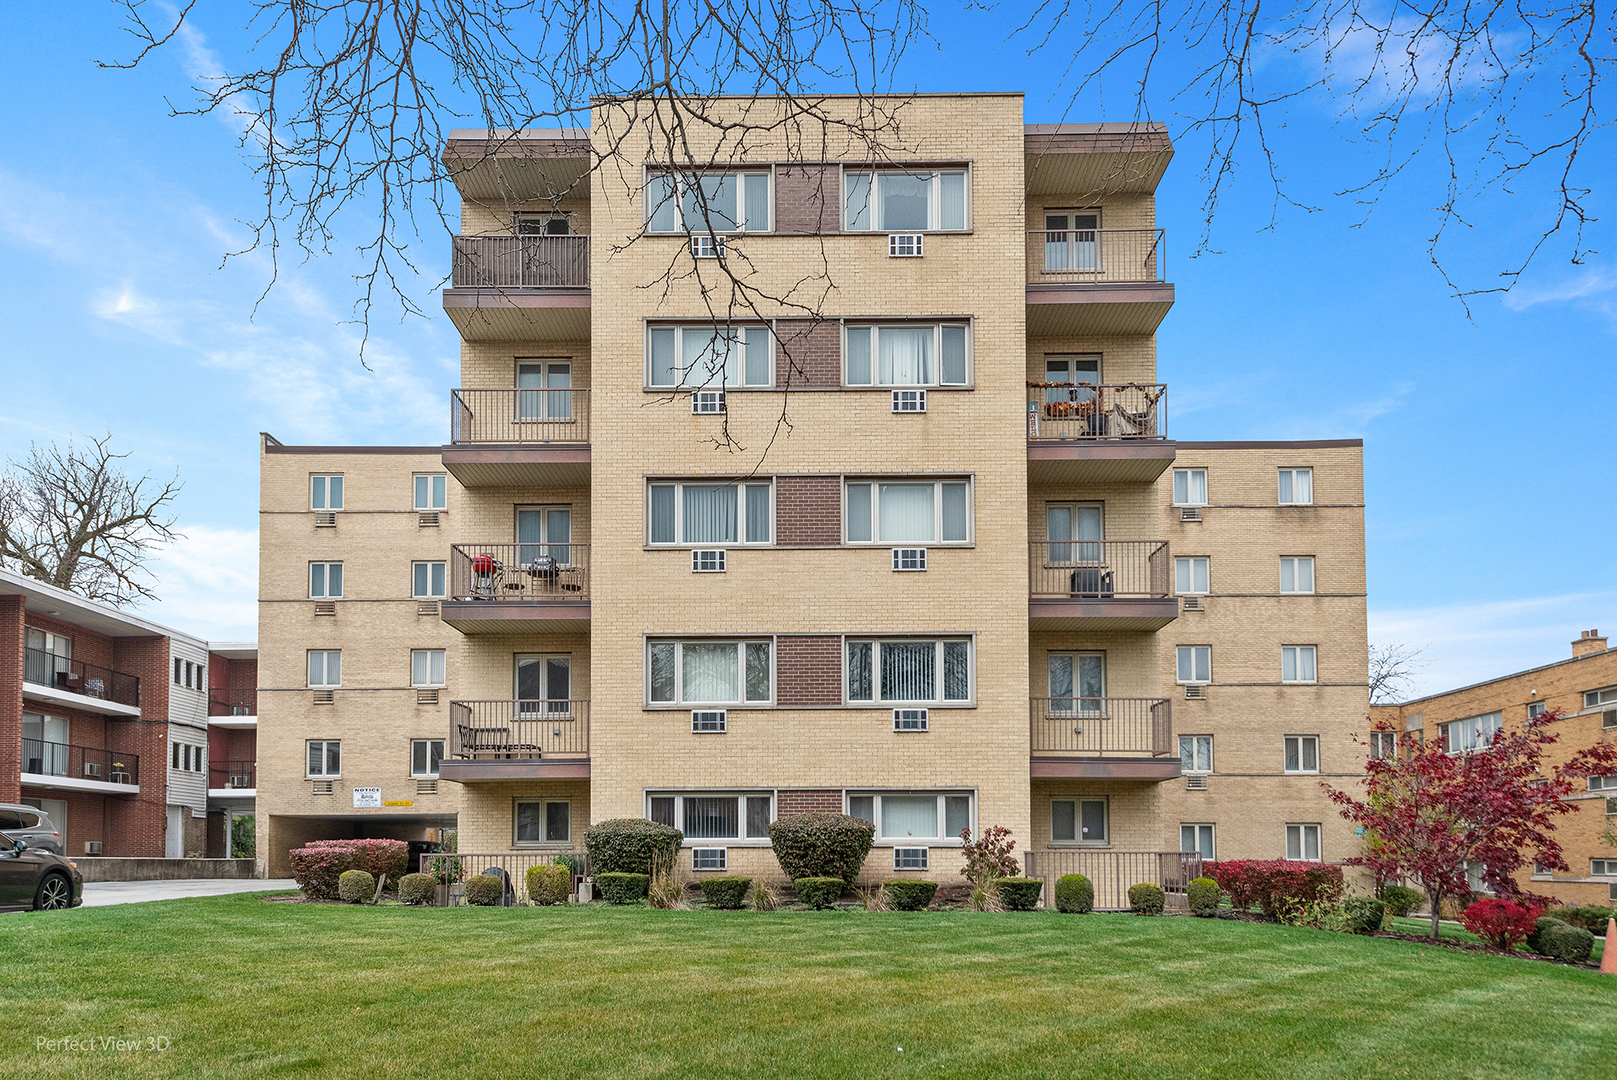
1284 734 1321 774
1280 556 1316 595
310 474 344 511
1369 731 1397 760
1181 823 1216 860
305 739 341 778
1179 734 1213 773
1282 645 1318 684
843 479 973 545
514 799 572 847
1442 711 1503 753
1175 557 1209 595
1047 651 1106 715
1176 645 1211 684
1278 467 1314 506
646 792 776 843
412 561 447 599
1585 686 1617 709
844 637 974 706
845 791 974 845
515 654 573 711
1527 701 1547 719
646 639 774 707
309 562 343 599
841 323 972 388
307 650 342 688
410 649 446 689
413 473 448 511
410 739 444 778
842 168 971 232
647 479 775 547
1285 823 1322 861
1592 859 1617 877
644 169 773 234
646 324 774 389
1050 797 1109 846
1172 468 1207 507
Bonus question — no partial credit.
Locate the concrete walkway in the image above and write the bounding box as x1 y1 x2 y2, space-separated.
78 878 298 907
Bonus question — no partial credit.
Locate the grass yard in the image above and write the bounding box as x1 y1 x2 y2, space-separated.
2 892 1611 1080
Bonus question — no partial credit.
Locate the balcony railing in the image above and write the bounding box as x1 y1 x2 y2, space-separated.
417 851 592 903
21 738 139 786
1027 383 1166 441
208 688 257 717
209 760 257 790
23 647 141 709
449 544 590 604
451 388 590 445
452 234 590 288
1030 697 1173 757
1028 540 1172 599
449 700 590 760
1024 850 1202 911
1026 227 1164 284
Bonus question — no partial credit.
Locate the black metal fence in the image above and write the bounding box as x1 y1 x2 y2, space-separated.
23 647 140 708
1023 850 1203 911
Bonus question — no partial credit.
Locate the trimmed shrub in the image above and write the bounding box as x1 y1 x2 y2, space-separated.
1187 877 1221 918
337 869 376 903
996 878 1044 911
1463 898 1541 950
288 838 410 899
1379 885 1422 918
1054 874 1095 914
1344 897 1385 935
1538 921 1596 963
698 876 753 910
584 819 684 876
526 864 571 905
1203 860 1345 917
794 877 846 910
770 813 876 886
596 872 650 905
398 873 437 906
1128 883 1166 916
1544 905 1617 934
464 874 505 906
883 879 938 911
1526 915 1567 955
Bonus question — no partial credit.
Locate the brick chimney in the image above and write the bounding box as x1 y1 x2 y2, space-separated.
1573 629 1608 658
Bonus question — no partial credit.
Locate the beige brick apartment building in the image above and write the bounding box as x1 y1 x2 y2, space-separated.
256 95 1370 902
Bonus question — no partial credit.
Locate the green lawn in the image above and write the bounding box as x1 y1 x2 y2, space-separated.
2 892 1611 1079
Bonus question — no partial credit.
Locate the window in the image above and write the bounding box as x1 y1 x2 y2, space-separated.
845 480 971 544
691 848 728 871
174 658 182 684
1175 557 1209 595
1176 645 1211 684
1589 775 1617 792
647 324 772 389
1369 731 1397 760
1285 823 1322 861
1179 735 1213 773
648 481 773 545
1042 355 1101 406
516 361 574 420
1181 824 1216 860
307 651 342 688
645 170 772 233
1585 686 1617 709
310 475 344 511
412 561 447 599
647 640 772 706
516 214 570 235
1527 701 1547 719
413 474 447 511
1282 645 1318 684
1048 653 1104 714
515 800 571 845
516 506 573 563
1284 735 1320 773
843 169 968 231
1051 798 1107 844
306 740 341 778
847 792 973 842
846 638 972 705
1593 859 1617 876
843 324 970 387
1278 468 1314 505
1044 503 1101 562
647 793 774 840
1442 711 1503 753
1172 468 1207 507
309 562 343 599
411 650 446 688
411 739 444 777
514 655 573 712
1280 556 1315 594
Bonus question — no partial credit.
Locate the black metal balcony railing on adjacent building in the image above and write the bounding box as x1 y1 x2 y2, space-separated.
21 738 139 786
208 688 257 717
1026 227 1165 285
448 700 590 760
1027 540 1172 599
452 235 590 289
1023 850 1203 912
451 388 591 445
23 647 141 709
1027 383 1167 441
1029 697 1173 757
449 544 591 604
209 760 257 790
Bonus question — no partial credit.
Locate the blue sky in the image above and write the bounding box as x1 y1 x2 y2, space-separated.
0 4 1611 696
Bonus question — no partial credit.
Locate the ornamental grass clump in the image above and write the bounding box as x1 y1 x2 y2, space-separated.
882 880 938 911
596 872 651 905
750 879 783 912
768 813 876 885
337 869 375 904
525 864 571 906
398 872 437 906
1128 883 1166 916
1054 874 1094 914
794 877 845 910
463 874 505 906
699 876 752 910
1187 877 1221 918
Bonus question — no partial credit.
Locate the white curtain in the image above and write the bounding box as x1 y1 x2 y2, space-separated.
683 485 737 543
881 642 935 701
682 643 739 703
879 483 934 542
682 330 739 387
881 795 938 839
878 327 933 385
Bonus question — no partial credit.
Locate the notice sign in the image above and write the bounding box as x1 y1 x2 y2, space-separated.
352 787 382 808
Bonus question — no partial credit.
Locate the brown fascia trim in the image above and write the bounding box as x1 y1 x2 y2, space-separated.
1386 646 1617 710
260 435 440 455
1024 123 1172 156
1171 439 1364 450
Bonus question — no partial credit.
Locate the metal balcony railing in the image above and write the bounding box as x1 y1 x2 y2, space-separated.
208 688 257 717
449 700 590 760
1028 540 1172 599
1030 697 1173 757
22 738 139 785
209 760 257 789
1023 851 1203 911
1026 227 1165 284
23 647 141 708
452 234 589 288
1027 383 1167 441
449 544 590 604
451 388 590 445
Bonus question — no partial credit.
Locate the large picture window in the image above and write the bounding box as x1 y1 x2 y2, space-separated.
649 480 773 545
648 640 773 706
844 480 971 544
645 171 772 233
843 169 969 231
846 638 972 705
847 792 973 842
647 324 772 389
515 800 571 845
1443 711 1503 753
843 324 969 387
648 793 774 840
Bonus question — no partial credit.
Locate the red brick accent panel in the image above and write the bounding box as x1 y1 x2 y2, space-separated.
776 635 843 706
777 790 844 814
774 319 841 388
106 635 171 858
0 595 24 804
775 476 841 547
774 165 838 234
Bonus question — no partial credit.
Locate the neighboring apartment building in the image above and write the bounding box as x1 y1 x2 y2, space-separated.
1372 629 1617 907
256 95 1370 897
206 642 258 858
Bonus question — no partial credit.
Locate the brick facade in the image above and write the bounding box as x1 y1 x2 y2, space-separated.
775 476 842 547
776 636 843 706
773 319 841 388
776 789 843 814
773 164 837 234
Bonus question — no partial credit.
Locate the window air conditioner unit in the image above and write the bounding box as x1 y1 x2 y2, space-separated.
692 848 728 871
418 511 440 527
691 710 728 733
1181 595 1204 611
691 390 727 414
893 708 930 732
892 389 926 414
229 775 252 789
691 549 728 573
1180 507 1203 523
416 688 440 705
314 512 337 527
691 234 727 259
84 841 103 855
312 689 335 705
893 847 929 870
1184 684 1206 700
311 779 334 795
314 601 336 616
84 762 103 778
891 548 928 572
888 233 924 257
1186 775 1209 791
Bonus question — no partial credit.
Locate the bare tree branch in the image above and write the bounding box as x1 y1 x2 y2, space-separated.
1369 641 1428 704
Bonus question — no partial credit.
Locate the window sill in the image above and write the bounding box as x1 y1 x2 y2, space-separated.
1049 842 1112 849
512 842 573 850
1283 771 1321 777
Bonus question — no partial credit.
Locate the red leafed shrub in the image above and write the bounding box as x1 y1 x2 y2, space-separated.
1462 898 1542 951
1204 860 1346 917
289 839 409 898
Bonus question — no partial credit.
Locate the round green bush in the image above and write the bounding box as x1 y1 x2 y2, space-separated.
1055 873 1095 914
1538 921 1596 963
398 872 437 906
769 813 876 886
1187 877 1221 918
698 875 753 910
1344 896 1385 935
596 872 650 905
1128 882 1166 916
337 869 375 904
1379 885 1422 918
1525 915 1567 955
525 864 571 905
584 819 684 876
794 876 846 910
464 874 505 906
883 879 938 911
996 878 1045 911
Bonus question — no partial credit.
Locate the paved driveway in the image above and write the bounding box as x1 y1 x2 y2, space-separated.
78 879 299 907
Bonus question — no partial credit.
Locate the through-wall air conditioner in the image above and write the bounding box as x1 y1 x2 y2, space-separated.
417 601 440 617
1184 684 1206 700
1181 595 1204 611
1186 775 1209 791
311 779 334 795
691 390 727 414
1180 507 1203 523
887 233 924 257
691 234 727 259
418 512 440 528
891 389 926 414
691 848 728 871
892 708 930 732
891 548 928 572
314 601 336 617
84 841 103 855
312 689 336 705
416 688 440 706
893 847 929 870
691 549 728 573
314 512 337 527
691 710 728 733
417 778 438 796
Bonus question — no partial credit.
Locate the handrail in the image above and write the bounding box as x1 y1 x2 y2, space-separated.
1028 540 1172 599
1024 850 1202 911
23 647 141 709
1026 227 1165 284
21 738 139 784
1027 382 1166 440
448 700 590 759
451 388 590 445
208 760 257 789
208 688 257 717
449 544 590 604
452 234 589 288
1029 697 1173 756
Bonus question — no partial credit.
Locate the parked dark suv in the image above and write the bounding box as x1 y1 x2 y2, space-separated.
0 804 65 855
0 832 83 911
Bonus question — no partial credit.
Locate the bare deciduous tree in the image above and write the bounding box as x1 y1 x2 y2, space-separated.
0 435 183 605
1368 641 1427 704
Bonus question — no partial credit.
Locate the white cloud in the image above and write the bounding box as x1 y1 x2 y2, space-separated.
131 525 259 642
1503 267 1617 316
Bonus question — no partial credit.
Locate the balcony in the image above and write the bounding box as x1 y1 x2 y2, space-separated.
443 388 591 488
208 688 257 726
1025 228 1174 336
22 647 141 718
208 760 257 797
21 739 139 794
1024 851 1203 912
1028 540 1178 630
439 700 590 782
1027 383 1174 484
443 234 590 341
440 544 591 633
1029 697 1178 779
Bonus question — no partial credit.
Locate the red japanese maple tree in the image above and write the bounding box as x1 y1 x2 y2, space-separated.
1326 709 1617 938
